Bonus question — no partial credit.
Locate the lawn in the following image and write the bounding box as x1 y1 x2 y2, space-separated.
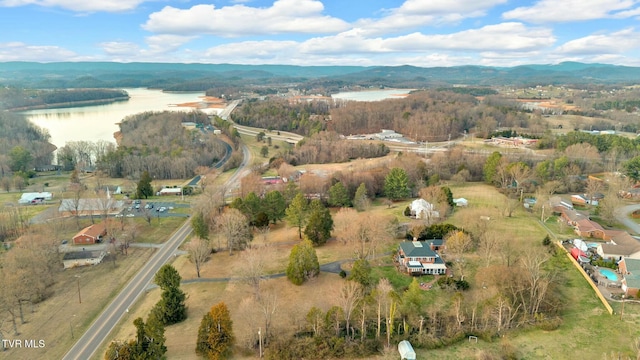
1 247 155 360
71 182 640 359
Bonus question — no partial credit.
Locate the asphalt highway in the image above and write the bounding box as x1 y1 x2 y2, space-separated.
61 220 192 360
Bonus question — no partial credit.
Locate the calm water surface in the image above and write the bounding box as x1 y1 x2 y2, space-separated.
331 89 415 102
22 88 205 149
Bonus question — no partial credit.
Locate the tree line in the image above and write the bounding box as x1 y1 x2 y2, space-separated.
0 88 129 110
96 111 227 179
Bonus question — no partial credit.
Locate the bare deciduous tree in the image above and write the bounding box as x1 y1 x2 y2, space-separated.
337 280 362 339
334 208 390 260
235 246 273 298
216 208 251 255
186 236 211 278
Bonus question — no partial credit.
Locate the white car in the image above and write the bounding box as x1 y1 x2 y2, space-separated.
126 213 135 217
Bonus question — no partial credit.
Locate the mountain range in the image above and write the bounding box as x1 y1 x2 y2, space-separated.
1 61 639 89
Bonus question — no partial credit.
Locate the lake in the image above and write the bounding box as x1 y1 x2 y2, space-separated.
21 88 206 150
331 89 415 102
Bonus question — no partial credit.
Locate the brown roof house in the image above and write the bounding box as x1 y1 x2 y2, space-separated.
597 232 640 261
73 223 107 245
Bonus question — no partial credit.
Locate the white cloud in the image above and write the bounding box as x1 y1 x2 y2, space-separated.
355 0 507 36
556 28 640 55
100 41 140 56
0 0 146 12
143 0 350 36
203 40 299 61
0 42 79 61
503 0 639 23
398 0 507 15
301 23 555 55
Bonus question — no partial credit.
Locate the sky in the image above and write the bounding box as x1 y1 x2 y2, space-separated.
1 0 639 67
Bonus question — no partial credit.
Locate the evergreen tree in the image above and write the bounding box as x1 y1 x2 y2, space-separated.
263 190 286 224
384 168 410 200
353 182 370 211
440 186 455 208
304 200 333 246
286 239 320 285
196 302 235 360
191 212 209 240
137 170 154 199
105 314 166 360
283 181 300 205
483 151 502 184
348 259 373 289
285 193 309 239
328 181 351 207
152 264 187 325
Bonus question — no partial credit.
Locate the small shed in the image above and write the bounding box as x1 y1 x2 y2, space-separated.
398 340 416 360
453 198 468 207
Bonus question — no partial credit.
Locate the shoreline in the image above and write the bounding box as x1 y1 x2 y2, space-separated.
9 96 130 112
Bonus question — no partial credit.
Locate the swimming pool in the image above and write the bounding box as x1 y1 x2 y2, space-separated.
599 268 618 281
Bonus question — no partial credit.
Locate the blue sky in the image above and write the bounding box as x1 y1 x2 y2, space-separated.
1 0 639 66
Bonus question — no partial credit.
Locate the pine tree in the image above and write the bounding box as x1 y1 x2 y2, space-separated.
328 182 350 207
137 170 154 199
263 190 286 224
152 264 187 325
384 168 410 200
196 302 235 360
353 182 370 211
304 201 333 246
285 193 308 239
191 212 209 240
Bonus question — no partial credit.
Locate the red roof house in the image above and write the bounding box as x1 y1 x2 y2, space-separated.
72 223 107 245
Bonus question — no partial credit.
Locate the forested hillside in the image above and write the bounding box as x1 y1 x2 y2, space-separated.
97 111 226 179
0 112 55 175
0 88 129 110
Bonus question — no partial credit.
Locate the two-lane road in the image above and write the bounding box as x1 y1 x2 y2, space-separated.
62 220 193 360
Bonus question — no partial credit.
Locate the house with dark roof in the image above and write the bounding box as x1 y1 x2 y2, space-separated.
397 241 447 275
73 223 107 245
62 250 106 269
619 258 640 297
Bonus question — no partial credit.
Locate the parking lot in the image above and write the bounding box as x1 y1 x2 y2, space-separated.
115 200 190 219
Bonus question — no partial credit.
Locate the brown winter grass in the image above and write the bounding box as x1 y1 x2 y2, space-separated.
2 247 154 360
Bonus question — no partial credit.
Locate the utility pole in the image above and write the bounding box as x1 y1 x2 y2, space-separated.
75 275 82 304
258 327 263 358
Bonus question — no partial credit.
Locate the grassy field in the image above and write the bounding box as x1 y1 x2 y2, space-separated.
10 173 640 359
93 182 640 359
1 247 155 360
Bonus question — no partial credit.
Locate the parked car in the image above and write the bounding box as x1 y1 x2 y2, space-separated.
145 203 154 209
61 240 68 245
158 207 167 212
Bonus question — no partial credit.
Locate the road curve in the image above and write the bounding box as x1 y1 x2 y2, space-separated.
62 220 193 360
614 203 640 235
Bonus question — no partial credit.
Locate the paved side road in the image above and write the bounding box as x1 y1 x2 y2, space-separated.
614 203 640 235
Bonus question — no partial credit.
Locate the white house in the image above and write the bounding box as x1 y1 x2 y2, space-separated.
410 198 440 220
19 192 53 204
